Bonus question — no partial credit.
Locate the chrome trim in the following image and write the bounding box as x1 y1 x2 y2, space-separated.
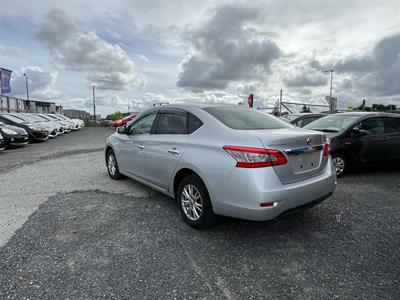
284 144 323 155
168 149 180 155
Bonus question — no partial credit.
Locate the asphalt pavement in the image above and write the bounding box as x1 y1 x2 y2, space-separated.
0 128 399 299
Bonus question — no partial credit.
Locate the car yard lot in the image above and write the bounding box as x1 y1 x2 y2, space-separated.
0 128 399 299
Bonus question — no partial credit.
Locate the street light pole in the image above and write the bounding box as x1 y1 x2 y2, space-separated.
324 70 335 113
23 73 29 101
22 73 29 112
92 85 96 126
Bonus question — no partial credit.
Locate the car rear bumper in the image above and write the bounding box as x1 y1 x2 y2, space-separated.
210 158 337 221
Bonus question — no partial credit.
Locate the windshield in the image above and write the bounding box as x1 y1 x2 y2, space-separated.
36 115 51 121
10 114 40 123
279 115 299 123
304 115 360 132
0 114 28 124
203 107 291 130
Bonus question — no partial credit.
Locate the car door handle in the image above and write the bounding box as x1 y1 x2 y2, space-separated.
137 144 144 149
168 148 180 155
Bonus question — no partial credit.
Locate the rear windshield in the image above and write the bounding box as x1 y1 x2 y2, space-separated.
203 107 291 130
304 115 360 132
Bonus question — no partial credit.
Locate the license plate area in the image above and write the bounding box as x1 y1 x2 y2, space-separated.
291 151 321 174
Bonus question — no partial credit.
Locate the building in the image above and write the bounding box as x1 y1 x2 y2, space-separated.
0 94 62 114
63 109 91 120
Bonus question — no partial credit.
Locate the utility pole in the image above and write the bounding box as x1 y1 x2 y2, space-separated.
324 70 335 113
279 89 282 116
22 73 29 112
92 85 96 126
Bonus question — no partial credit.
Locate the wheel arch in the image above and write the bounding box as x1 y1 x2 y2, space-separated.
172 167 210 200
105 145 115 163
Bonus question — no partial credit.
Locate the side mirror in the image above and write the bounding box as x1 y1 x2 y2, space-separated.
351 128 368 138
117 126 126 134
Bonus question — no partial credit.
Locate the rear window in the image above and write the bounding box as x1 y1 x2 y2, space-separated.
203 107 290 130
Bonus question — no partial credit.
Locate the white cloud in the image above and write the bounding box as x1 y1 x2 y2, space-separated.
36 8 146 91
10 67 59 100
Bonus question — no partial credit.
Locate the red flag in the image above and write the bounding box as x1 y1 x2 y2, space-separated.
248 94 253 108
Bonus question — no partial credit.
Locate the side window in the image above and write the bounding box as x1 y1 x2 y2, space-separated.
188 113 203 133
353 118 384 135
155 112 188 134
128 113 157 135
386 118 400 133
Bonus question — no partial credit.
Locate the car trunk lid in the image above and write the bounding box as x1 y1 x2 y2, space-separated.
242 128 329 184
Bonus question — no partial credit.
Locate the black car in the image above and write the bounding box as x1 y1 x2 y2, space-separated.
0 120 30 147
304 112 400 176
0 113 49 142
279 113 327 127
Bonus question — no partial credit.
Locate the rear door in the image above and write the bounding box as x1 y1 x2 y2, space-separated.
384 117 400 161
141 109 189 190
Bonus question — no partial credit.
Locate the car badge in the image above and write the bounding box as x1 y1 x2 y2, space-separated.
306 137 312 145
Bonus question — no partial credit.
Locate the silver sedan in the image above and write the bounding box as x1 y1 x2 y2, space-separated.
105 104 336 228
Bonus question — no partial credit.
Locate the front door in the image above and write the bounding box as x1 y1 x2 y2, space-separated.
117 113 157 179
351 117 387 163
142 110 188 190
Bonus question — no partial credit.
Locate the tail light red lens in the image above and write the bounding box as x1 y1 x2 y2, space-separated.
223 146 287 168
323 139 330 156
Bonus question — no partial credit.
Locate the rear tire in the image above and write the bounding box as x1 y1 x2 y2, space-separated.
106 150 124 180
332 153 347 177
177 174 216 229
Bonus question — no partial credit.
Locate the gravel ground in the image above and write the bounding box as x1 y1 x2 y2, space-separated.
0 128 399 299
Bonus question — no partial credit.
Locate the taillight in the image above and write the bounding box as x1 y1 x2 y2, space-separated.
223 145 287 168
323 138 330 156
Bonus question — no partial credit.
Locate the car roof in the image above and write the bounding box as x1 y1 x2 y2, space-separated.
283 113 327 117
335 112 400 117
155 103 239 109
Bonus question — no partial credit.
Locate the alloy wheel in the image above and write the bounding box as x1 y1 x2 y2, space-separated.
108 154 117 176
333 156 345 176
181 184 203 221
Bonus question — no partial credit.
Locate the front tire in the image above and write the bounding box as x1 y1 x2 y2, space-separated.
106 150 124 180
332 153 347 177
177 175 216 229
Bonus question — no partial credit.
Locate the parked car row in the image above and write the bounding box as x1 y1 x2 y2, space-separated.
281 112 400 176
0 113 84 150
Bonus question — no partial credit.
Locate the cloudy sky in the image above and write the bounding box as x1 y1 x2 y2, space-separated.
0 0 399 116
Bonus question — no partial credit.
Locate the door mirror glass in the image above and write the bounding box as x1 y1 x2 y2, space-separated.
351 128 367 137
117 126 126 134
